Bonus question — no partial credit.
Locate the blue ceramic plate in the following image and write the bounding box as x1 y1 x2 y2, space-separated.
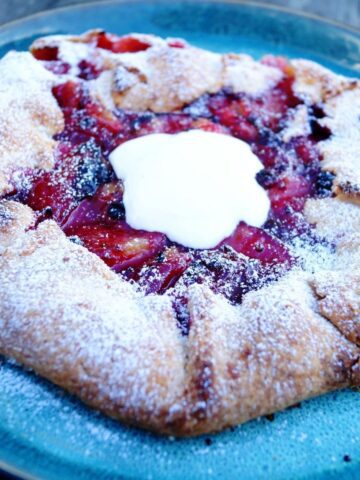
0 2 359 479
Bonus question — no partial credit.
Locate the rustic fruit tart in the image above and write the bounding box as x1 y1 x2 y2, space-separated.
0 31 359 436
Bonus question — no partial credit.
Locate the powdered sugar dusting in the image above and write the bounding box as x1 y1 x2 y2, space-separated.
0 199 358 436
110 44 223 112
2 355 359 479
222 53 283 96
291 59 352 104
304 197 360 241
0 31 359 438
0 51 57 84
58 41 96 75
0 52 64 195
317 88 360 193
109 46 284 111
88 70 115 110
291 59 360 194
0 213 187 431
281 105 311 142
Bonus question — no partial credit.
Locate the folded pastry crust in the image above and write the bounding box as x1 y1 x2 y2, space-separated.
0 32 359 436
0 52 64 195
1 200 359 435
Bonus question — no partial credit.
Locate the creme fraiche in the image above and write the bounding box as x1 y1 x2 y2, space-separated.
109 130 270 249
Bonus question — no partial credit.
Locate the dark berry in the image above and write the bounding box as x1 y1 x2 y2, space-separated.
256 169 276 188
177 247 267 306
43 206 53 218
310 119 331 141
68 235 83 246
77 60 101 80
156 251 166 263
75 140 111 198
107 202 126 220
343 455 351 463
79 116 97 131
131 112 154 130
316 171 335 196
204 438 213 446
310 104 326 119
172 296 191 336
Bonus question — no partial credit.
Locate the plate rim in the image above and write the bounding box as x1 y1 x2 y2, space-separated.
0 1 359 480
0 0 359 37
0 459 39 480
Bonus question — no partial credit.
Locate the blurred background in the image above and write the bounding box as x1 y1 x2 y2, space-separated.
0 0 359 28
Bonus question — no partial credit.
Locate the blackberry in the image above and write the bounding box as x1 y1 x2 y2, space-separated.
310 119 331 141
43 206 53 218
156 251 166 263
256 169 276 188
75 140 111 198
316 171 335 197
309 104 326 119
131 112 154 130
79 115 97 131
108 202 126 220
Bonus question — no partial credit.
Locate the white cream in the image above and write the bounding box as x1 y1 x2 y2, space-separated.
109 130 270 249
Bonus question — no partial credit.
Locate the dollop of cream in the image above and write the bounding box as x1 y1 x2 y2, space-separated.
109 130 270 249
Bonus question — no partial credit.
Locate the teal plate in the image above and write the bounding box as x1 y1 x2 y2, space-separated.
0 1 359 479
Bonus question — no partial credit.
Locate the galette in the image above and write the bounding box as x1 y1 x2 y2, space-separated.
0 30 359 436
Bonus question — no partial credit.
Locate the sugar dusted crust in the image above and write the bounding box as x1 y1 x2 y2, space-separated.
31 31 284 112
0 32 359 436
292 59 360 197
304 196 360 241
1 200 359 435
0 52 64 195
